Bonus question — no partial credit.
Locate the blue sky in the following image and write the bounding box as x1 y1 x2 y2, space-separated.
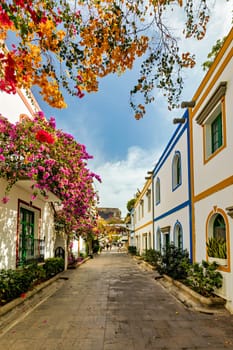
33 2 232 218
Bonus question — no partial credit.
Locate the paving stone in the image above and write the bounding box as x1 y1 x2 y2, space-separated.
1 250 233 350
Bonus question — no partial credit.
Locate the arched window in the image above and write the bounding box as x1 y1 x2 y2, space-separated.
155 177 160 205
172 151 182 190
173 221 183 250
207 211 228 263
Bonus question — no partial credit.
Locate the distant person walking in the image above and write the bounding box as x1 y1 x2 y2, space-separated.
118 242 122 252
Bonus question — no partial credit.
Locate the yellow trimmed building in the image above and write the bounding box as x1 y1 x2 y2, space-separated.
190 27 233 312
133 177 153 255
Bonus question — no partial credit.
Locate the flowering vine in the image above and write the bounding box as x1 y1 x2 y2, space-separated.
0 112 101 231
0 0 211 118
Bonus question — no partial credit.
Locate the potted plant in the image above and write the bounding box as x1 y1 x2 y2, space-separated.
206 237 227 266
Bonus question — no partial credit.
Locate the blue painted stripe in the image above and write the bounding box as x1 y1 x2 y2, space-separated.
153 111 188 177
154 200 190 222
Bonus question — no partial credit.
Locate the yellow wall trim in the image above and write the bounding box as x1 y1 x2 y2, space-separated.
192 28 233 117
134 220 153 232
134 178 152 207
194 175 233 203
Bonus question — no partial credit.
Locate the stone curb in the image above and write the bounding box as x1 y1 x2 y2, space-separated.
157 274 226 313
131 256 226 313
0 273 61 318
132 256 156 271
67 256 90 269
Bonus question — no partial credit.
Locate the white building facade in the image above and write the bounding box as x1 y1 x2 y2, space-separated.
153 110 192 257
190 28 233 312
0 89 66 270
133 179 153 255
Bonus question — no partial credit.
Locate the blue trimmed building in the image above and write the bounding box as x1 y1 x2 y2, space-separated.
152 109 193 260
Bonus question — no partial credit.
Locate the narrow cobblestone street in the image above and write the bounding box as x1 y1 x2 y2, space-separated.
1 249 233 350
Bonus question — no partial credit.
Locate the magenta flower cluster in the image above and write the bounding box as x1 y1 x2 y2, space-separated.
0 112 101 231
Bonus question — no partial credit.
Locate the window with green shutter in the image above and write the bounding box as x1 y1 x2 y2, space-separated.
19 207 35 265
211 113 222 153
195 82 226 162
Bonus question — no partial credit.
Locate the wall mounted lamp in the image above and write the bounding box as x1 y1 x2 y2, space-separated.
173 118 186 124
226 206 233 219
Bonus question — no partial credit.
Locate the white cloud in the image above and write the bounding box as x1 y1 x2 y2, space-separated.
92 146 162 218
90 2 233 219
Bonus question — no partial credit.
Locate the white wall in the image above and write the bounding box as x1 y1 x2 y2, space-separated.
0 178 57 269
154 127 189 218
0 89 40 123
192 37 233 196
191 28 233 312
153 119 191 254
134 180 153 254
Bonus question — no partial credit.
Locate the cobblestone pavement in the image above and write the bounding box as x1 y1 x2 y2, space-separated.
1 249 233 350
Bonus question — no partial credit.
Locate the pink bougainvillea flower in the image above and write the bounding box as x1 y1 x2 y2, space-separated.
0 113 100 232
48 117 56 129
0 154 5 161
35 129 55 144
31 194 37 201
2 196 9 204
37 111 45 119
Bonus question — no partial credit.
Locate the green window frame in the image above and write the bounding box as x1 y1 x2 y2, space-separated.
19 207 35 265
211 112 222 153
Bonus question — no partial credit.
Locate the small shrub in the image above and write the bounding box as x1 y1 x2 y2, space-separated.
156 243 190 280
142 249 161 266
184 260 223 297
0 259 64 305
43 257 64 278
25 263 46 284
0 268 35 305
